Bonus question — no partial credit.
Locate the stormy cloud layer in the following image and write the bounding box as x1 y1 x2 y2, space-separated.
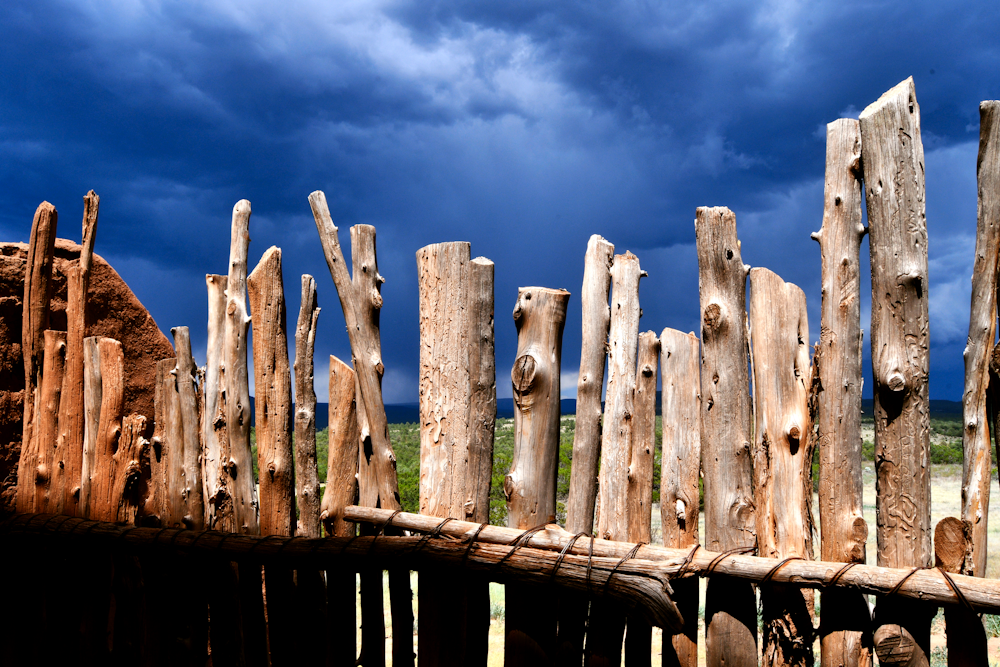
1 0 997 401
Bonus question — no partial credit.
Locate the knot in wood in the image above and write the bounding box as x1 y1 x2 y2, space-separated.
511 355 537 395
703 303 723 333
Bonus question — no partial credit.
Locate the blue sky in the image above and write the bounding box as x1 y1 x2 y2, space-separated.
1 0 997 402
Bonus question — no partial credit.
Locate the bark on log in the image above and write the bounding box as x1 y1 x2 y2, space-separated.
225 200 258 535
695 206 757 667
659 328 701 667
962 101 1000 577
567 235 614 534
54 190 99 517
203 274 231 531
506 286 570 666
860 78 932 667
748 267 814 667
294 274 321 538
811 118 872 667
30 331 66 513
934 517 987 667
16 201 58 513
86 338 125 521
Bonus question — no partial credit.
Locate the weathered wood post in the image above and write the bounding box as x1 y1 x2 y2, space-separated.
32 330 66 512
54 190 99 517
170 326 205 530
659 328 701 667
467 256 497 526
963 100 1000 577
505 285 570 666
294 274 322 537
16 201 57 513
624 330 659 665
696 205 757 667
202 274 231 530
748 268 813 667
860 77 932 667
811 117 873 667
934 518 988 666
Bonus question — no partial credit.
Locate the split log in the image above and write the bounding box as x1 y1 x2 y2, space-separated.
934 517 988 667
85 338 126 521
506 286 570 666
320 354 359 666
225 200 258 535
811 117 872 667
695 205 757 667
748 267 813 667
79 337 103 516
203 274 231 530
963 100 1000 577
860 77 932 667
16 201 58 513
624 329 659 665
659 328 701 667
54 190 99 517
32 331 66 513
293 274 322 538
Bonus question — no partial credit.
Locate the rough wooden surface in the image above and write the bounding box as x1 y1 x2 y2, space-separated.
225 200 258 535
16 201 58 513
962 100 1000 577
147 358 172 523
934 518 988 667
171 326 205 529
695 205 757 667
566 234 614 534
749 268 814 667
29 330 66 513
294 274 322 538
79 336 103 516
810 118 872 667
467 256 495 525
202 274 231 531
54 190 99 517
86 338 124 521
320 355 359 538
861 76 931 667
659 328 701 667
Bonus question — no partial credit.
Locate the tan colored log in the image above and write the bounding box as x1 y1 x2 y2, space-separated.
933 518 987 667
52 190 99 517
695 206 756 667
16 201 58 513
467 257 495 524
31 331 67 512
810 118 872 667
293 275 322 538
962 101 1000 577
86 338 125 520
566 235 614 534
861 76 931 667
169 326 205 529
627 331 658 544
225 200 258 534
748 268 813 667
659 328 701 667
417 241 471 520
79 337 103 516
202 274 232 530
247 246 295 538
103 414 146 524
145 358 172 523
321 355 359 537
309 191 400 510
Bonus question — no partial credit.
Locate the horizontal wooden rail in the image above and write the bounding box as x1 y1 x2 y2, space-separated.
345 506 1000 614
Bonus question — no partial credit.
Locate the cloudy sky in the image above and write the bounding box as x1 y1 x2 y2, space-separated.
1 0 997 403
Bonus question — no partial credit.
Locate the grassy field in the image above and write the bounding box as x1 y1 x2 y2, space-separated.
308 412 1000 666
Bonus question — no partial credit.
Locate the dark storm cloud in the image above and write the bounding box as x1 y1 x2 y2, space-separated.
0 0 997 400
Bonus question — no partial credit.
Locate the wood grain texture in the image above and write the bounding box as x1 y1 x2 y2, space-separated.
860 76 931 667
80 337 103 517
87 338 125 521
811 118 873 667
203 274 232 531
294 274 322 538
695 205 757 667
467 256 495 525
628 330 658 544
32 330 66 513
169 326 205 529
934 518 988 667
566 234 614 534
659 328 701 667
16 201 58 513
321 355 359 538
962 100 1000 577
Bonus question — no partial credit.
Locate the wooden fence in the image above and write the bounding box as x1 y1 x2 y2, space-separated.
4 77 1000 667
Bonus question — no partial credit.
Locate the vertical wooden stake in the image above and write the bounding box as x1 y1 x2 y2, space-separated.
321 355 360 538
16 201 58 513
467 257 496 523
79 336 103 516
87 338 125 520
748 268 813 667
169 326 205 529
962 100 1000 576
659 328 701 667
811 118 872 667
934 518 988 666
33 330 67 512
294 274 322 538
861 78 932 667
696 205 757 667
203 274 231 530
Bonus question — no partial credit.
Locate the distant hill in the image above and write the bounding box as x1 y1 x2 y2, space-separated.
861 398 962 419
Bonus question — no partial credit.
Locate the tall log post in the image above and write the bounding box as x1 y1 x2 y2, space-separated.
148 358 173 523
933 518 988 666
659 329 701 667
170 326 205 530
695 206 757 667
80 337 103 516
811 118 872 667
624 330 659 666
748 268 814 667
505 286 570 666
203 274 231 530
32 330 66 512
55 190 99 517
860 78 932 667
16 201 58 513
86 338 125 520
963 100 1000 577
294 275 322 537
